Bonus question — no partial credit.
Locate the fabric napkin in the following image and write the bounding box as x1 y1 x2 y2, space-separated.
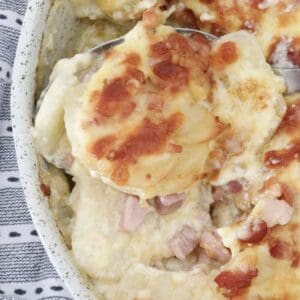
0 1 72 299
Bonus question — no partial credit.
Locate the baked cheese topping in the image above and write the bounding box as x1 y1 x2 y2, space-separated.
64 22 221 199
178 0 300 66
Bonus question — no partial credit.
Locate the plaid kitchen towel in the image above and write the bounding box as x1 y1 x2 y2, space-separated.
0 1 72 299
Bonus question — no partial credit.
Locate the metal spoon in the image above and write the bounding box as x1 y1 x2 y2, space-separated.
91 27 300 94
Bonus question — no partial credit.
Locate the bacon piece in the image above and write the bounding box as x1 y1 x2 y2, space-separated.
40 183 51 197
169 225 199 260
120 195 150 232
237 218 268 244
168 143 183 153
171 8 199 29
256 199 293 228
278 100 300 133
154 193 185 215
269 240 293 260
215 268 258 297
227 180 243 193
199 231 231 263
212 179 244 203
264 140 300 169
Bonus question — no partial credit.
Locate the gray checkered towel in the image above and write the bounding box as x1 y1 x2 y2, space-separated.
0 1 72 299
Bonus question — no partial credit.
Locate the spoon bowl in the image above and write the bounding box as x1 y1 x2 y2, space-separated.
90 27 300 94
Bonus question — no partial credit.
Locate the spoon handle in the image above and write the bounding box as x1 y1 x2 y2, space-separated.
273 67 300 94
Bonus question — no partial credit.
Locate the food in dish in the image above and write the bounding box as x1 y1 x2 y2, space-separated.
33 1 300 299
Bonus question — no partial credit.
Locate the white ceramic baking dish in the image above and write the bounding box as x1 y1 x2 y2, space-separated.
10 1 97 299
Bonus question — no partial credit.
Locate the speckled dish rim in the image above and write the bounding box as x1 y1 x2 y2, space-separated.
10 1 97 299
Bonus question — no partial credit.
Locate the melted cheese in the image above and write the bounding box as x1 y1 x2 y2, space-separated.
64 22 219 199
70 162 221 300
33 53 93 168
208 31 286 185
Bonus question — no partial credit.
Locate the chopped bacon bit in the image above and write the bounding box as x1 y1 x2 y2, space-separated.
237 218 268 244
256 198 293 228
120 195 150 232
150 32 210 90
264 140 300 169
212 41 239 68
269 240 293 260
212 179 244 203
90 135 116 159
123 53 141 66
215 268 258 297
169 225 199 260
168 143 183 153
154 193 185 215
40 183 51 197
278 100 300 133
199 231 231 263
227 180 243 193
171 8 199 29
152 61 189 87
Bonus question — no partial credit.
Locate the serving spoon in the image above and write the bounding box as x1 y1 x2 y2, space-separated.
91 27 300 94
